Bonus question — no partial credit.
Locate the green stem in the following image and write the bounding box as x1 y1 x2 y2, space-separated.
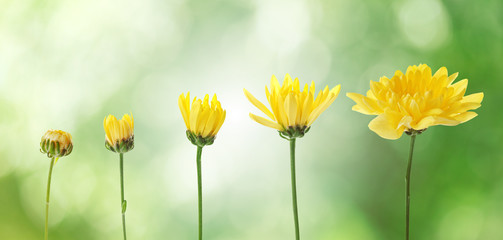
196 146 203 240
45 157 56 240
405 134 417 240
289 138 300 240
119 153 127 240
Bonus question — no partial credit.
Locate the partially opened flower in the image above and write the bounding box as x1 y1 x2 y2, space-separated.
179 92 226 147
103 112 135 240
40 130 73 159
178 92 226 240
244 74 341 239
104 113 134 153
347 64 483 240
244 74 341 139
40 129 73 240
347 64 484 139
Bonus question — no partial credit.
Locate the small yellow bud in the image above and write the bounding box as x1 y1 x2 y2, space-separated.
103 113 135 153
40 130 73 158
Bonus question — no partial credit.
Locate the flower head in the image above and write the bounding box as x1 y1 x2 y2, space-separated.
104 113 134 153
40 130 73 158
347 64 484 139
179 92 226 147
244 74 341 139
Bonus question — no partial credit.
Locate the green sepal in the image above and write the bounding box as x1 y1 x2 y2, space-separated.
105 136 134 154
65 144 73 156
49 141 56 156
105 141 115 152
405 128 426 136
40 139 47 153
278 125 311 140
54 141 61 156
40 139 72 159
40 139 46 152
120 141 127 152
186 130 215 147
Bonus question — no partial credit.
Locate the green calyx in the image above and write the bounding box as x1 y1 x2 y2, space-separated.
105 136 135 153
405 128 426 136
186 130 215 147
40 139 73 158
279 125 311 140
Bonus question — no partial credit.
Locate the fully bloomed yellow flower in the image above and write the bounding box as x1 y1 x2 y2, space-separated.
40 130 73 158
179 92 226 146
347 64 484 139
104 113 135 153
244 74 341 139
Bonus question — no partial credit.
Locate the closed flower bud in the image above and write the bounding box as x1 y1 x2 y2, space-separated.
40 130 73 158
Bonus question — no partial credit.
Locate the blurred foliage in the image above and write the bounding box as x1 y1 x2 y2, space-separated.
0 0 502 239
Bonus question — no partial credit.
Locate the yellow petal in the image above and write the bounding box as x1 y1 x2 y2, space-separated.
300 92 314 125
447 72 459 85
122 113 134 133
275 93 289 128
461 92 484 104
368 113 405 140
285 93 298 126
212 110 226 135
397 115 413 129
243 88 276 120
293 77 300 93
271 75 280 91
346 92 379 115
249 113 283 131
409 100 421 118
202 111 217 137
189 100 201 131
424 108 443 115
413 116 435 130
283 74 293 88
329 84 341 97
129 113 134 131
451 79 468 96
178 93 190 129
432 117 460 126
456 102 482 112
454 112 478 123
196 107 210 134
307 90 338 126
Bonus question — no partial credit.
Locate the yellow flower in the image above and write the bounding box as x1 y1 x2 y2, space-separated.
347 64 484 140
103 113 135 153
40 130 73 158
179 92 226 146
244 74 341 139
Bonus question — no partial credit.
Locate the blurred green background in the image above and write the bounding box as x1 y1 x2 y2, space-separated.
0 0 502 239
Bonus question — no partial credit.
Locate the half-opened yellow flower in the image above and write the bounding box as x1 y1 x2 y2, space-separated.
104 113 135 153
179 92 226 146
244 74 341 138
347 64 484 139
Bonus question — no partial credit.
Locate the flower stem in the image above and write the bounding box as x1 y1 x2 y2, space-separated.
119 153 127 240
45 157 56 240
405 134 417 240
196 146 203 240
289 138 300 240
